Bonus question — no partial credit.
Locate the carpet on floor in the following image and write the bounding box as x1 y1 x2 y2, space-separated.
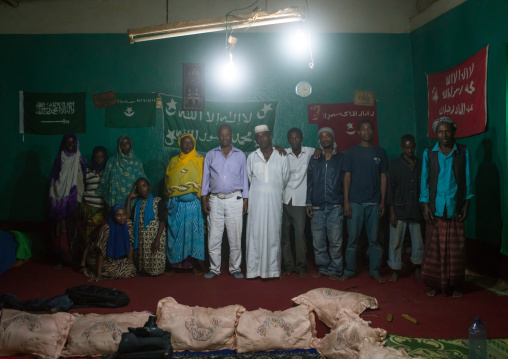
385 335 508 359
171 348 323 358
465 270 508 296
2 259 508 339
1 349 324 359
8 339 508 359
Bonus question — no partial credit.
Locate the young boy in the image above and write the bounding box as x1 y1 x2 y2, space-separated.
386 134 424 282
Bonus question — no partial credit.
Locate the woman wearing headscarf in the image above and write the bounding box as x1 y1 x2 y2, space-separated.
165 133 205 275
125 177 166 276
49 133 87 265
96 136 146 207
80 146 109 268
82 204 136 281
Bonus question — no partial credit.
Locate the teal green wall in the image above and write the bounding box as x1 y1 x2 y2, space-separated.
0 32 415 221
410 0 507 245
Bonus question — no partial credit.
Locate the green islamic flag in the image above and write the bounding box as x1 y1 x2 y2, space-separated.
105 93 157 128
161 94 278 153
20 91 86 134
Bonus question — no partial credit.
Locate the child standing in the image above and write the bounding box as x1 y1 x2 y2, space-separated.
386 134 424 281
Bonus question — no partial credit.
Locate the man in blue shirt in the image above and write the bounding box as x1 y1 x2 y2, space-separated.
420 117 473 297
201 124 249 279
341 119 388 283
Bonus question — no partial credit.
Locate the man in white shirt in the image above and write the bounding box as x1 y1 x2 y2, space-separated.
246 125 290 279
281 128 315 278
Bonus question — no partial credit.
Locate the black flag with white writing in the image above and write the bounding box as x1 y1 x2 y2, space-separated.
20 91 86 134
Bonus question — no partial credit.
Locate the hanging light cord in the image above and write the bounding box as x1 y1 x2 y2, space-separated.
225 0 261 58
306 0 314 69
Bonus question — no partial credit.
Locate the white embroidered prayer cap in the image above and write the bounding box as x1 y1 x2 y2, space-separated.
254 124 270 134
432 116 456 133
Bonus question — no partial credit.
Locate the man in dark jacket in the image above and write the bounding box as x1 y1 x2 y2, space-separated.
306 127 344 280
387 134 424 282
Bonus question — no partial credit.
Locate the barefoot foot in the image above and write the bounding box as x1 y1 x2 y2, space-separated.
452 290 463 298
192 267 202 276
339 273 354 281
389 271 399 282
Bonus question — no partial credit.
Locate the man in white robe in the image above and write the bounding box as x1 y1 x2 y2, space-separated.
246 125 290 279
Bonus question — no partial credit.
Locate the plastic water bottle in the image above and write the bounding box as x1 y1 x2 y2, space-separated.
469 317 487 359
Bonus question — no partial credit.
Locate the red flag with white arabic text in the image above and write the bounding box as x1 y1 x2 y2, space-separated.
307 102 378 151
427 45 488 138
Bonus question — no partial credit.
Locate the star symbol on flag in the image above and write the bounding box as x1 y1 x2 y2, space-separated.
261 103 272 114
346 122 356 135
166 98 177 111
124 107 135 117
165 129 176 145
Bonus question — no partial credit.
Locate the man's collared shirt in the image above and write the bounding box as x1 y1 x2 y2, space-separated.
420 143 474 218
201 146 249 198
283 146 314 206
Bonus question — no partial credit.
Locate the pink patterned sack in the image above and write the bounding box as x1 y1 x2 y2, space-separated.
292 288 378 328
0 309 75 359
313 310 387 358
236 305 317 353
61 311 150 357
156 297 245 351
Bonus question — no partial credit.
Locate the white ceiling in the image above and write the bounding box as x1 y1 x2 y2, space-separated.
0 0 466 34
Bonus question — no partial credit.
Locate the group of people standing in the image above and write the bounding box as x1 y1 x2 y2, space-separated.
48 115 472 297
302 116 472 298
242 117 471 298
49 134 162 280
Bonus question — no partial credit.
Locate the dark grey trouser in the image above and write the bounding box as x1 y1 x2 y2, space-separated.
281 201 307 273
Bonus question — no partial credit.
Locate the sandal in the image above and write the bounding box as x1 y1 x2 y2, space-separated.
426 288 440 297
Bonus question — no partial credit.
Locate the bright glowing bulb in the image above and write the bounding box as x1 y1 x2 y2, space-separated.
221 54 238 85
290 29 308 54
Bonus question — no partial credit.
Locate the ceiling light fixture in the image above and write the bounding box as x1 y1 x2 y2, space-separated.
127 7 305 44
